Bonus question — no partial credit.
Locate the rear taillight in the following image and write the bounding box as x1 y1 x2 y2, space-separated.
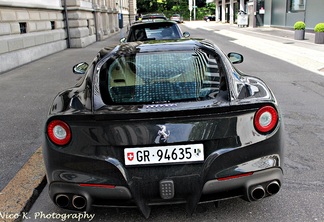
79 183 116 189
47 120 71 146
254 106 278 133
217 172 253 181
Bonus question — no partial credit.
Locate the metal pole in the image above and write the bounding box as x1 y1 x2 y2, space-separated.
119 0 123 38
189 0 192 21
222 0 225 23
193 0 196 20
253 0 257 28
215 0 219 22
240 0 244 11
230 0 233 24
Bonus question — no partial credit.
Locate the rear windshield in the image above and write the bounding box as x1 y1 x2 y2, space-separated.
100 50 223 104
128 23 181 41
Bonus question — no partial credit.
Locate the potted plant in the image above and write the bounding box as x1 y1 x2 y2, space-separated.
294 21 305 40
314 23 324 44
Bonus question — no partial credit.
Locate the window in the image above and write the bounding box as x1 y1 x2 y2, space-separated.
103 50 222 104
130 23 181 41
51 21 55 30
19 22 27 34
289 0 306 11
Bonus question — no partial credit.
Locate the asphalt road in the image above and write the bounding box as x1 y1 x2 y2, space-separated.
2 21 324 222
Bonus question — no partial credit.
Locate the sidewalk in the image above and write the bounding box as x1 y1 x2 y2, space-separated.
183 21 324 76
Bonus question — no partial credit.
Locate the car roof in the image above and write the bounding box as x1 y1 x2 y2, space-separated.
130 20 178 27
142 13 166 16
141 13 166 18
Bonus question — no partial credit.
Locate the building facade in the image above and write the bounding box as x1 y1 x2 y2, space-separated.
214 0 323 30
0 0 135 73
271 0 324 30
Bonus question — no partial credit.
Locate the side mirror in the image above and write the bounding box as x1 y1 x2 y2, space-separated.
183 31 190 38
120 37 126 43
228 52 244 64
72 62 89 74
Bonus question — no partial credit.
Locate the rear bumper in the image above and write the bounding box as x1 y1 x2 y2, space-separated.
201 167 283 202
48 167 283 214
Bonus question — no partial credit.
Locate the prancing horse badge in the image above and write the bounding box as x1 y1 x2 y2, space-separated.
157 125 170 143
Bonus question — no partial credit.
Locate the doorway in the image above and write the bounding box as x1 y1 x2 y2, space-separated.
256 0 264 26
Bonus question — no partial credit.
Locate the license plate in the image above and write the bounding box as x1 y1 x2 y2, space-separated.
124 144 204 166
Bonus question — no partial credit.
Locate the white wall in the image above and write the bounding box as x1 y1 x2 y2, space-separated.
0 0 61 8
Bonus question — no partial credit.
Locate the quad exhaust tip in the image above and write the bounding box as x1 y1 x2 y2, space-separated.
250 180 281 201
266 180 280 195
251 185 265 200
72 195 87 210
55 194 87 210
55 194 70 208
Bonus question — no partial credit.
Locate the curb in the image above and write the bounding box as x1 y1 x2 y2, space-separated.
0 147 46 222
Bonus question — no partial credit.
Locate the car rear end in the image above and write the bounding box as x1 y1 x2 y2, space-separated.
126 21 183 42
141 13 167 22
43 41 283 217
170 14 183 23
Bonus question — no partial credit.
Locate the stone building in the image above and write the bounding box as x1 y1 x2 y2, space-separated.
0 0 135 73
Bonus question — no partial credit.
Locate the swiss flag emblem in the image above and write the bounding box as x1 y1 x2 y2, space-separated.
127 152 134 161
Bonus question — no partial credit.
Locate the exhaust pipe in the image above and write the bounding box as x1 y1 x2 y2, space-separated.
266 181 280 195
251 185 265 200
55 194 70 208
72 195 87 210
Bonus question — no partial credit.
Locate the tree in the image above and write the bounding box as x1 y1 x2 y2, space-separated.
136 0 213 20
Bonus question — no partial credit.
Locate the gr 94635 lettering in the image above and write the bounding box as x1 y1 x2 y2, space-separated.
124 144 204 166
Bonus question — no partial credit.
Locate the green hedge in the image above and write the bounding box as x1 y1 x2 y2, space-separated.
294 21 305 30
314 23 324 32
